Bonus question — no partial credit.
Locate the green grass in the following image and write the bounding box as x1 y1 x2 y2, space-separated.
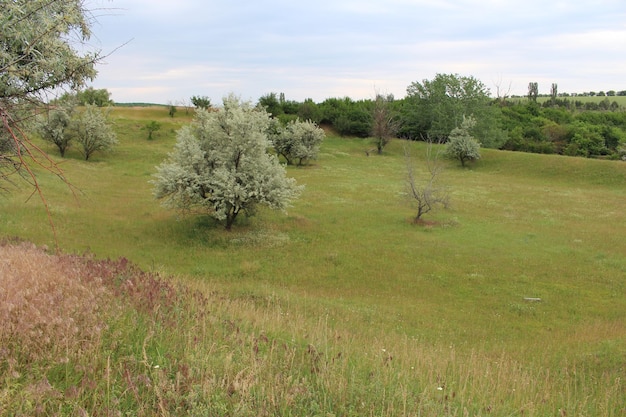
1 107 625 415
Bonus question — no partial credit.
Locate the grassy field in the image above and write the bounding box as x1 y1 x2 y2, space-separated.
510 95 626 107
1 106 625 415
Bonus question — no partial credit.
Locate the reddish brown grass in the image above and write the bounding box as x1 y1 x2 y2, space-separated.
0 240 113 363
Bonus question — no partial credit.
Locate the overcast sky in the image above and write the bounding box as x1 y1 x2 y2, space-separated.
88 0 626 104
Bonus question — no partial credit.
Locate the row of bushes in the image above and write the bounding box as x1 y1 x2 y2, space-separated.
256 92 626 159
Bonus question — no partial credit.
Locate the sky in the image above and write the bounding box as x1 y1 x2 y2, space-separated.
87 0 626 105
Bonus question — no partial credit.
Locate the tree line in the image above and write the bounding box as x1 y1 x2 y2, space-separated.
248 76 625 160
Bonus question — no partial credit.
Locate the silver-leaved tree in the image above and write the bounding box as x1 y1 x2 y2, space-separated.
153 94 304 230
445 115 481 167
1 0 101 191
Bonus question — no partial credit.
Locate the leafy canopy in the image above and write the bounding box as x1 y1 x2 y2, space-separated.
153 95 303 230
36 104 74 157
271 119 325 166
71 105 117 160
445 115 481 167
1 0 101 189
402 73 506 148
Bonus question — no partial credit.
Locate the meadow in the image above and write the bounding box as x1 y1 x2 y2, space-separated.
511 94 626 107
1 106 625 415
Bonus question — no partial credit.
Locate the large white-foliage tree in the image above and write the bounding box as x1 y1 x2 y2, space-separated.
153 95 303 230
1 0 101 189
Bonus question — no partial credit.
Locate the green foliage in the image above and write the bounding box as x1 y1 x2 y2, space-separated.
0 0 98 101
271 119 326 165
190 95 212 109
76 87 113 107
528 81 539 102
143 120 162 140
501 99 626 157
153 95 303 229
318 97 373 137
297 98 322 124
402 73 506 148
168 104 177 118
1 0 101 187
71 105 118 160
258 92 283 117
445 115 481 166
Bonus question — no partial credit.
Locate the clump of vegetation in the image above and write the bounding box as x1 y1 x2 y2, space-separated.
190 95 212 110
270 118 325 165
153 95 303 229
38 104 118 160
445 115 481 167
143 120 162 140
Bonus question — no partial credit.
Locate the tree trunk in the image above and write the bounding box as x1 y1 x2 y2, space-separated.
224 208 239 230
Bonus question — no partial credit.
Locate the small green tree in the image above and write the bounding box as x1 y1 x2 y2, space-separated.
168 104 177 118
272 119 325 165
445 116 481 167
144 120 161 140
191 96 212 110
153 94 303 230
37 104 74 157
71 105 117 160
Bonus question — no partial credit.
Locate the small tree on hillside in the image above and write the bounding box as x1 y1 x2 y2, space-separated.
71 105 118 160
371 93 399 154
153 94 303 230
445 116 481 167
168 103 177 118
405 140 450 223
37 104 74 157
272 119 325 165
144 120 161 140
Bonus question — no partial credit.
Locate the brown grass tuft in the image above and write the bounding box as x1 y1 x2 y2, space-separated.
0 240 113 363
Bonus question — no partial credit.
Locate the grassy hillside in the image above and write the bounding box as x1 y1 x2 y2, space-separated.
1 107 625 415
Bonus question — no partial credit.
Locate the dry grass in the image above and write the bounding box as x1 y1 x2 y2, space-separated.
0 240 113 362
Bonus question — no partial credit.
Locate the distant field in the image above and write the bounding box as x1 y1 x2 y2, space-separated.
509 94 626 106
2 107 625 414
